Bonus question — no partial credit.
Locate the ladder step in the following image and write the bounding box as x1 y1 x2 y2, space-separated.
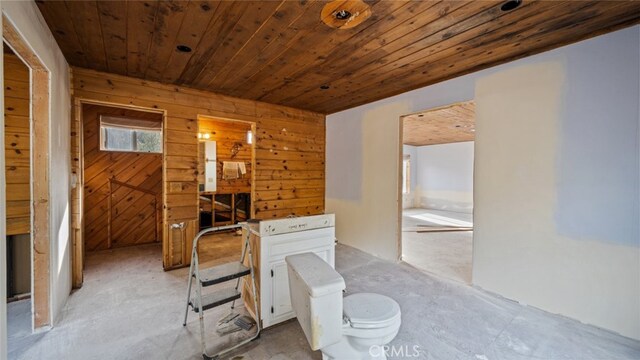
190 288 242 313
197 262 251 287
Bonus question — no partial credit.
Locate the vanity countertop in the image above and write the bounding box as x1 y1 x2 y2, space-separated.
248 214 335 237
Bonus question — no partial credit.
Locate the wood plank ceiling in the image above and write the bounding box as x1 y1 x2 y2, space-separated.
36 0 640 114
403 101 475 146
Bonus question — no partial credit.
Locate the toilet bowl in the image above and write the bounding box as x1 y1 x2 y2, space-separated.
286 253 402 360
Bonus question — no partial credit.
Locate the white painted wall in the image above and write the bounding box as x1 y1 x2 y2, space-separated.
326 26 640 339
410 142 474 213
1 1 72 332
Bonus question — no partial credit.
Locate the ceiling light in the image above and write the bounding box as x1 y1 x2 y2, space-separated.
176 45 192 53
335 10 351 20
321 0 372 30
320 85 330 90
500 0 522 12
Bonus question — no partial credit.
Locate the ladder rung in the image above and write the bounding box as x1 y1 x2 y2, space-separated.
197 262 251 287
190 288 241 313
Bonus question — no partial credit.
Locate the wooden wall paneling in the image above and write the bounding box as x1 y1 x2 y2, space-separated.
71 68 325 269
166 219 196 267
198 117 253 195
71 86 84 288
81 103 163 251
84 160 161 248
3 54 30 235
241 228 260 320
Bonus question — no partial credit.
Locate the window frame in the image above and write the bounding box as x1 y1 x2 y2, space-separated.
99 115 163 154
402 155 411 194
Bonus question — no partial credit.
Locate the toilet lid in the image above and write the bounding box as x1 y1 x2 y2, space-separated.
343 293 401 329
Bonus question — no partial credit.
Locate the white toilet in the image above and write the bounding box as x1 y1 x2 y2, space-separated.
286 252 402 360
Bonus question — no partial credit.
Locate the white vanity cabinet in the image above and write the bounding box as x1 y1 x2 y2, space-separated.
243 214 335 328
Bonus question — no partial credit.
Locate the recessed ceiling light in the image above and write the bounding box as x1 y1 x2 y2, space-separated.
176 45 192 53
500 0 522 12
321 0 371 30
320 85 330 90
418 114 424 117
335 10 351 20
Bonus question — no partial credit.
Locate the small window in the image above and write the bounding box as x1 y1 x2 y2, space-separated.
100 115 162 153
402 155 411 194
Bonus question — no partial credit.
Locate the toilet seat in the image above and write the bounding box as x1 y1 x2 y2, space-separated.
343 293 401 329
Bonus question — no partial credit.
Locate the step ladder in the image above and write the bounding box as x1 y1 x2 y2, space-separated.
182 223 261 360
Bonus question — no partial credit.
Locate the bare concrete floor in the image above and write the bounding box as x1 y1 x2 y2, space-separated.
8 242 640 359
402 208 473 284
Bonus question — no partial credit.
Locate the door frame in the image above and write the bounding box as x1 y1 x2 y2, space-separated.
397 100 476 264
196 114 257 221
3 14 51 330
71 98 166 288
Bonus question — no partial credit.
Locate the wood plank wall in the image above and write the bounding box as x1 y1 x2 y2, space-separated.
4 53 31 236
198 118 252 194
71 68 325 269
82 104 163 251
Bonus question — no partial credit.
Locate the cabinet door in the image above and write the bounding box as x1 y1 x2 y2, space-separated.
271 262 291 318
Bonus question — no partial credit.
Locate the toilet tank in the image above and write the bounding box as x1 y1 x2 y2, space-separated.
286 252 345 350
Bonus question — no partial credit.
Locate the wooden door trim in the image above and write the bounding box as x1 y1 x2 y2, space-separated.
3 14 51 330
71 96 166 287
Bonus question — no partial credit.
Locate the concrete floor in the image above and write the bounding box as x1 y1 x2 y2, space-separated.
8 242 640 359
402 208 473 284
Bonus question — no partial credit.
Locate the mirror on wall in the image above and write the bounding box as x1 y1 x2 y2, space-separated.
202 140 217 192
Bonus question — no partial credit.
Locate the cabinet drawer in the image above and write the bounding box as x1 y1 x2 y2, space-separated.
266 227 334 259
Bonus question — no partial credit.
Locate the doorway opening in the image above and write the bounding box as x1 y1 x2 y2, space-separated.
399 101 475 284
4 42 33 346
196 115 256 266
80 103 164 269
3 16 52 339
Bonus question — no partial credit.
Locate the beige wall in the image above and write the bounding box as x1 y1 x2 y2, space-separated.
473 43 639 340
326 26 640 339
